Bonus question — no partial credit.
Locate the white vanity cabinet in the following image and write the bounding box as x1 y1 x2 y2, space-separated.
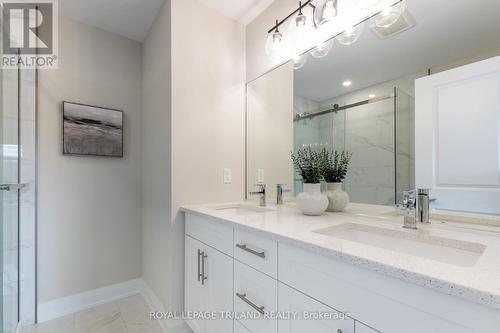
278 283 354 333
184 212 500 333
185 235 234 333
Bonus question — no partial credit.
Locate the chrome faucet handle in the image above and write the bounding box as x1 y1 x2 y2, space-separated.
276 184 291 205
249 184 266 207
400 190 418 230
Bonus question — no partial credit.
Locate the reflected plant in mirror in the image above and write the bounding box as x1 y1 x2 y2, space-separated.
319 149 352 183
320 149 352 212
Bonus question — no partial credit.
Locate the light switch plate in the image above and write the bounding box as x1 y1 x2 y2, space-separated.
257 169 265 183
223 168 232 184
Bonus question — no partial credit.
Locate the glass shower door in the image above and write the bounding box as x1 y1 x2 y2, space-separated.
1 62 20 332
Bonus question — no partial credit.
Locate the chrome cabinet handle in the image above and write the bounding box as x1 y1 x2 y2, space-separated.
200 251 208 285
236 244 265 259
197 249 202 282
236 293 265 315
0 183 28 192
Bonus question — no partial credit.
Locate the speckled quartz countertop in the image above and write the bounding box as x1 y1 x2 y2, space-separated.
181 202 500 311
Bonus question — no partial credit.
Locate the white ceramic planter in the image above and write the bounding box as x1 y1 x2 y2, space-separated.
296 183 328 216
325 182 349 212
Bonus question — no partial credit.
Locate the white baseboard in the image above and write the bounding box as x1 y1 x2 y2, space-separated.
37 278 190 333
141 282 191 333
38 278 144 323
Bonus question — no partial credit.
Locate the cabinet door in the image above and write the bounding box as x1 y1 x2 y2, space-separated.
185 236 207 333
204 245 234 333
415 56 500 215
278 283 354 333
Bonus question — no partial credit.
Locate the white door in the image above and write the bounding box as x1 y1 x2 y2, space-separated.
415 56 500 215
185 236 207 333
278 283 354 333
204 245 233 333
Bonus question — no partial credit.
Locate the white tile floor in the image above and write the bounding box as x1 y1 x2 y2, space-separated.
22 294 163 333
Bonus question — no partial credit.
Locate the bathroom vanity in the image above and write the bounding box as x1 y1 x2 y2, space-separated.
182 203 500 333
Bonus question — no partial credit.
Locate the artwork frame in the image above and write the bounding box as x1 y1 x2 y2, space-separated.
62 101 124 158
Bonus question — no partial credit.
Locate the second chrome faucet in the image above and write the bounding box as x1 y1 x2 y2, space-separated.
249 183 291 207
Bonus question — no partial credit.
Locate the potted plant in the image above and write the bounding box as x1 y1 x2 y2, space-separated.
319 149 352 212
291 147 328 216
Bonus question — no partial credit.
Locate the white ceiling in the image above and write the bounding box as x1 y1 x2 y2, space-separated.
60 0 165 42
59 0 274 42
197 0 275 25
294 0 500 102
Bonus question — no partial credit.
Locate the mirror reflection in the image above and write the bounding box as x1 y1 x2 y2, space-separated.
247 0 500 214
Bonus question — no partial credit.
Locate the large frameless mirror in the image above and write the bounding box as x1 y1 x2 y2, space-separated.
246 0 500 214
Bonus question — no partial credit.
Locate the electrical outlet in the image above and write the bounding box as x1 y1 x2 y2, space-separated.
223 168 232 184
257 169 265 183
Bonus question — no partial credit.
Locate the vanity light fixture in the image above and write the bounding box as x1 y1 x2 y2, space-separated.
310 39 334 58
322 0 337 21
265 19 286 59
296 2 307 27
368 94 376 98
343 80 352 87
293 53 309 70
265 0 406 69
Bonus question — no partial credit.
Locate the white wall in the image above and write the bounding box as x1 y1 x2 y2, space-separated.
38 17 143 302
170 0 246 310
141 0 246 314
141 0 173 312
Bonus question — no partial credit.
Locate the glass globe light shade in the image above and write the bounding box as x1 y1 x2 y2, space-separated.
265 29 287 59
310 39 334 58
293 53 309 70
372 0 406 28
337 22 364 46
312 0 337 25
288 15 314 55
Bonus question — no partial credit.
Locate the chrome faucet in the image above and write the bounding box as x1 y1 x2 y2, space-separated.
276 184 291 205
416 189 430 224
400 190 417 229
249 184 266 207
399 188 431 229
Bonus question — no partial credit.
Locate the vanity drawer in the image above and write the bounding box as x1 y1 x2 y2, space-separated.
185 213 234 256
278 243 476 333
234 261 278 333
278 283 354 333
235 228 278 278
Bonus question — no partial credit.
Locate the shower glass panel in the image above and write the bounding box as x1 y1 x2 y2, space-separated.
1 61 20 332
293 87 415 206
344 96 395 205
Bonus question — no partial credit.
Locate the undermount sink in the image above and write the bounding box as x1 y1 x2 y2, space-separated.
313 223 486 267
210 204 274 215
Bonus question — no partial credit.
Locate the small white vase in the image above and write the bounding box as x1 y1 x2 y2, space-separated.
325 182 349 212
297 183 328 216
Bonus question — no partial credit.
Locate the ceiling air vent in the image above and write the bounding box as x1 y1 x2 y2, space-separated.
370 11 416 40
